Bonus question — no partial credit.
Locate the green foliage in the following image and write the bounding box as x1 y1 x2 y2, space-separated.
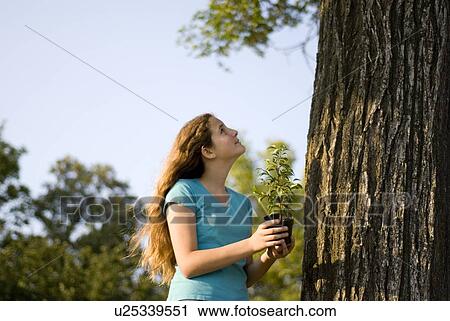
253 143 302 218
0 235 82 300
0 123 32 233
32 156 129 243
0 235 165 300
0 125 167 300
177 0 319 70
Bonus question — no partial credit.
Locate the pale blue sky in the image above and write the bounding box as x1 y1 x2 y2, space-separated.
0 0 317 198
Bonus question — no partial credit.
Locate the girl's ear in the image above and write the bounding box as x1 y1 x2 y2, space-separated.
201 146 215 160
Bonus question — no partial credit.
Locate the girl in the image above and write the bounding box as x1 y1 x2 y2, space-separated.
130 113 295 301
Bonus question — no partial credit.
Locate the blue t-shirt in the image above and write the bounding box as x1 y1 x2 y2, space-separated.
163 178 253 301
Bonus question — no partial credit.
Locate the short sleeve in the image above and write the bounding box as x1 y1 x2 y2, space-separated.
163 181 197 217
244 197 253 235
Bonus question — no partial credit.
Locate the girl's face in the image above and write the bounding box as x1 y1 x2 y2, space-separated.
203 117 245 160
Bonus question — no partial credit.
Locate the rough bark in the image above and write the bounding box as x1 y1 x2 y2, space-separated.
301 0 449 300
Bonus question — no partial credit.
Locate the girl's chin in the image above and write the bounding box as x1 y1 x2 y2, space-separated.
237 144 246 152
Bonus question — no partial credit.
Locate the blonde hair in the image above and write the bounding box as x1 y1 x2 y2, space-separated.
129 113 215 286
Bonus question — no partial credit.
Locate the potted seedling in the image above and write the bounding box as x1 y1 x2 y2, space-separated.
252 143 302 246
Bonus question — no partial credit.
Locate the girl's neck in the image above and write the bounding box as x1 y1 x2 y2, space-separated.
198 175 227 194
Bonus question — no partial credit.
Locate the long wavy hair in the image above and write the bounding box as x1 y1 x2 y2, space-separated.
129 113 215 286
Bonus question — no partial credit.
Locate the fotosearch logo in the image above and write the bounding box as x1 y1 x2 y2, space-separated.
59 192 415 228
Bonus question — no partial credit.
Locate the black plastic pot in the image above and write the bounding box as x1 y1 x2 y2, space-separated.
263 213 293 246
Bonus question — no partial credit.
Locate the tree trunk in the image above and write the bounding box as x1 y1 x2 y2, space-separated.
301 0 449 300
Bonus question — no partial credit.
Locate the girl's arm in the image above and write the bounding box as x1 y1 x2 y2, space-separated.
166 203 285 279
167 204 254 278
245 237 295 287
243 253 276 288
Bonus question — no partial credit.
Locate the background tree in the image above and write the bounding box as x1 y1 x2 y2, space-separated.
228 138 304 300
179 0 450 300
0 123 32 236
0 127 165 300
178 0 319 70
32 156 129 244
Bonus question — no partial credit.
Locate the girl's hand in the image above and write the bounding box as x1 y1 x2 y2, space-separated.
248 219 289 253
265 236 295 260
